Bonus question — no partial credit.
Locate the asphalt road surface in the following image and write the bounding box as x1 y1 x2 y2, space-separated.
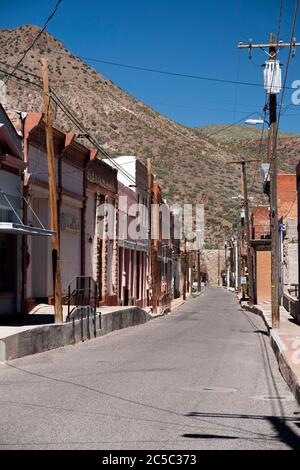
0 287 300 450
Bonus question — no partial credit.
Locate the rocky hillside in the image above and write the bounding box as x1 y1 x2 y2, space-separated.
0 26 299 247
199 125 300 175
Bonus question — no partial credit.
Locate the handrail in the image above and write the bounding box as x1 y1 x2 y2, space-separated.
64 276 99 319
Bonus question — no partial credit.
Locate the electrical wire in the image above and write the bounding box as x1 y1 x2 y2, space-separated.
264 0 299 185
247 0 286 197
25 48 299 91
277 0 284 42
0 59 42 81
2 56 286 114
204 112 263 138
276 0 299 140
4 0 62 85
281 193 297 219
0 63 160 202
0 67 42 89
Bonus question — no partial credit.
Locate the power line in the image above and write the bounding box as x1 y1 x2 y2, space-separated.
49 90 141 187
0 67 42 89
5 0 62 86
0 63 145 194
0 59 42 81
0 59 140 188
0 59 268 116
248 0 287 193
2 56 294 113
277 0 284 41
276 0 299 137
203 112 263 138
264 0 299 185
0 64 164 201
26 48 298 91
248 111 267 195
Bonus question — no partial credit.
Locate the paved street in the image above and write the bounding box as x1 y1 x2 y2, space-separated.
0 287 300 450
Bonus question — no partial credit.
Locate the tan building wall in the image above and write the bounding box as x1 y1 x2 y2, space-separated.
202 249 225 285
256 251 271 303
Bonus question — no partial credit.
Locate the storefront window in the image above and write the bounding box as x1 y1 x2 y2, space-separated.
0 234 15 293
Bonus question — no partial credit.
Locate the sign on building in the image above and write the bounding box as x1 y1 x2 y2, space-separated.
61 213 80 233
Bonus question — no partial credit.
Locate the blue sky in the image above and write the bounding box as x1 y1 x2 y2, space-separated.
1 0 300 133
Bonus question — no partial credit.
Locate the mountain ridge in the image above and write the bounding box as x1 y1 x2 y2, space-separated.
1 25 299 246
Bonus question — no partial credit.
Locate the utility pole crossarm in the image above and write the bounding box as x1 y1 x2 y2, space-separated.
236 33 297 328
238 42 300 49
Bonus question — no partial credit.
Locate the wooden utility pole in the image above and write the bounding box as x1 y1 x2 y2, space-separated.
183 238 187 300
147 158 152 308
237 229 241 294
229 160 258 305
151 178 158 314
217 247 220 286
197 250 201 293
224 241 228 287
41 58 63 323
241 161 254 306
268 34 280 328
237 34 300 326
189 251 192 297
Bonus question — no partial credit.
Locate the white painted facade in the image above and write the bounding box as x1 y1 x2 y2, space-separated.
26 144 84 301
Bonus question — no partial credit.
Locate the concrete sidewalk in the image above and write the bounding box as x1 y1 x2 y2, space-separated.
243 300 300 405
0 296 186 362
0 304 139 340
0 305 151 362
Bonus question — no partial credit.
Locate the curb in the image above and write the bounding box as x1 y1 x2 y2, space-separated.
243 304 271 333
242 303 300 405
0 307 151 363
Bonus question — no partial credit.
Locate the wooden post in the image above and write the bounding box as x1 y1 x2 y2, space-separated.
237 34 300 324
197 250 201 293
183 238 187 300
268 34 280 328
147 158 152 308
242 161 254 306
41 58 63 323
217 247 220 286
189 251 192 297
151 179 158 313
237 230 241 294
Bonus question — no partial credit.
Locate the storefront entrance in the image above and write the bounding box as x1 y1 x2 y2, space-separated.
0 234 17 314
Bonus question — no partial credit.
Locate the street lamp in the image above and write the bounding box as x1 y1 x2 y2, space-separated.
245 118 270 128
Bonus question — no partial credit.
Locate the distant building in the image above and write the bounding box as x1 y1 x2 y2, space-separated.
85 155 118 305
277 174 298 299
250 206 271 304
252 170 298 311
104 156 149 307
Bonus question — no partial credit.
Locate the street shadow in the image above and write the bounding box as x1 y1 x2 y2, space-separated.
187 411 300 449
288 318 300 326
253 329 269 336
0 314 55 326
183 433 238 440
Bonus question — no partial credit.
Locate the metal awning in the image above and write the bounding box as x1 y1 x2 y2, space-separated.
0 222 54 236
117 239 148 252
250 238 271 251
